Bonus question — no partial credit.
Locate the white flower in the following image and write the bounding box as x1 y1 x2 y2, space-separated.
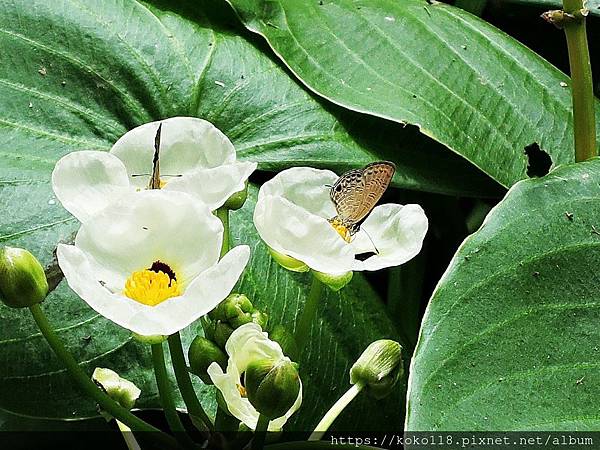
56 189 250 337
207 323 302 431
52 117 257 222
253 167 428 275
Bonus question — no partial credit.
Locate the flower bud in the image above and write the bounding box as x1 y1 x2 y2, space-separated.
245 358 301 420
269 325 299 361
92 367 141 411
251 309 269 330
188 336 228 385
350 339 403 399
210 293 253 322
224 181 249 210
268 248 309 273
213 321 235 349
312 269 353 292
0 247 48 308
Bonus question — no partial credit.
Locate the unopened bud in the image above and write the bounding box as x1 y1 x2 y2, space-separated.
268 248 309 273
213 321 235 349
245 358 301 420
0 247 48 308
224 181 249 210
92 368 141 411
312 269 353 292
350 339 403 399
188 336 228 385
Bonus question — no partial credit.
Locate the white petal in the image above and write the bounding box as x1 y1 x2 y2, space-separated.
51 151 133 222
110 117 237 190
57 244 161 336
165 161 257 210
258 167 338 219
147 245 251 336
351 204 428 271
224 323 285 370
207 360 261 430
75 190 222 285
254 195 355 274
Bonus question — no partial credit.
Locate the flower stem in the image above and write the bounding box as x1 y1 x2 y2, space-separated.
251 414 270 450
308 383 364 440
151 343 197 449
294 275 324 345
116 420 141 450
562 0 596 162
28 304 179 449
167 332 214 431
216 207 230 258
215 407 240 431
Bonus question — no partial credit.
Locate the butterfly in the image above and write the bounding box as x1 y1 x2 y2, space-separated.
328 161 395 243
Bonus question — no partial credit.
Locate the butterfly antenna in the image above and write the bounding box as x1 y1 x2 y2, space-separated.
148 123 162 190
362 227 379 255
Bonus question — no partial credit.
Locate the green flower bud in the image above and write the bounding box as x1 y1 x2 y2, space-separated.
92 367 141 411
268 248 309 273
0 247 48 308
132 333 167 344
350 339 403 399
201 316 215 342
245 358 301 420
251 309 269 330
188 336 228 385
210 293 253 322
312 269 353 292
213 321 235 349
224 181 249 210
269 325 299 361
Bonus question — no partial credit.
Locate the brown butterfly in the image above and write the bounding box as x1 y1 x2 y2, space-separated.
328 161 395 242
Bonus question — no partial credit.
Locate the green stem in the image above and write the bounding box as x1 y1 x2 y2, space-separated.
294 275 324 345
215 407 240 431
251 414 270 450
151 343 197 449
308 383 364 440
116 420 141 450
167 333 214 431
28 304 178 449
216 207 230 258
562 0 596 162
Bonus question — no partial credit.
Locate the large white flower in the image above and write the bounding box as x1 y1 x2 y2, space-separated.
207 323 302 431
56 189 250 336
253 167 428 275
52 117 257 222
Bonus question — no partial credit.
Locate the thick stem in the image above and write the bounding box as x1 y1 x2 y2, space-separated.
116 420 141 450
294 275 324 345
167 333 215 431
216 207 230 258
28 304 178 449
251 414 270 450
151 343 197 449
562 0 596 162
215 408 240 431
308 383 364 440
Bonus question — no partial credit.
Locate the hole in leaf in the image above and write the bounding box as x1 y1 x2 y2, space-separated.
524 143 552 177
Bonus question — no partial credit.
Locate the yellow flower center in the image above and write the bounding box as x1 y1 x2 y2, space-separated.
124 266 180 306
328 218 352 243
236 384 247 397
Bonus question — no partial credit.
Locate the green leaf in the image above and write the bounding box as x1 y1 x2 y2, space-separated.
407 158 600 431
0 0 407 428
226 0 600 188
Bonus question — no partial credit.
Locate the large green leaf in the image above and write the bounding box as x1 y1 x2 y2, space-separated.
227 0 600 188
407 158 600 430
0 0 406 429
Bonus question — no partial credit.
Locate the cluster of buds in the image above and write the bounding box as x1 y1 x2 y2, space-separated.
188 293 268 384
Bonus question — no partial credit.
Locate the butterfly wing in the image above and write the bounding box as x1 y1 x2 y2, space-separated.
330 161 395 230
